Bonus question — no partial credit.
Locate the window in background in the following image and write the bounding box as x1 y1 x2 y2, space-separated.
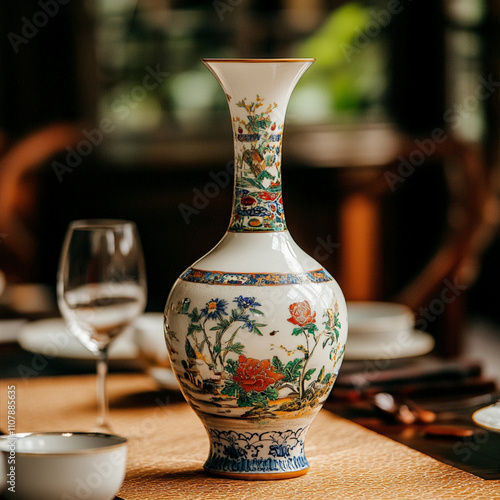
444 0 487 142
82 0 392 163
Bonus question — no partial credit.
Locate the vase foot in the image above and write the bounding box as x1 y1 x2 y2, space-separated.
204 467 309 481
201 418 311 480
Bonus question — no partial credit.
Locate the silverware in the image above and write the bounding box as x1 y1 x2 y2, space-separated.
423 392 500 414
372 392 437 424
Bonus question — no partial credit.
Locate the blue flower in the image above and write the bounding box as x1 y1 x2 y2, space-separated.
238 315 255 331
234 296 261 309
201 298 228 320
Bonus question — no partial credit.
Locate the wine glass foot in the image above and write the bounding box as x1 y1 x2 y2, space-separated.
93 421 114 434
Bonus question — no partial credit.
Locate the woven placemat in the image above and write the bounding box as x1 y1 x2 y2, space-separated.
1 374 499 500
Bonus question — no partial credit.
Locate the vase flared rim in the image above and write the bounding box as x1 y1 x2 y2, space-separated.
201 58 315 63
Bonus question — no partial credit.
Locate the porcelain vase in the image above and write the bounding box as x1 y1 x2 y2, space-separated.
164 58 348 480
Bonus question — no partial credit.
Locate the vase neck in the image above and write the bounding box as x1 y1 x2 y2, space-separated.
202 59 314 233
229 96 286 232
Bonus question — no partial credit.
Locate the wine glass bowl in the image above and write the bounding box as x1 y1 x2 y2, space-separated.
57 219 147 429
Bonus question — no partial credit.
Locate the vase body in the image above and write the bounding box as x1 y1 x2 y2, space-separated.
164 59 348 480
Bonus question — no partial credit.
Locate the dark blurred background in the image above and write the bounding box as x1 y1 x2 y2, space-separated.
0 0 499 358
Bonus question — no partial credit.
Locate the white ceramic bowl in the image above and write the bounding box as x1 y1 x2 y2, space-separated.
347 301 415 339
0 432 127 500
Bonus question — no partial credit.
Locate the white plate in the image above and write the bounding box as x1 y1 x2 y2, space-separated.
472 403 500 434
18 317 141 362
0 319 27 343
344 329 435 360
149 367 181 392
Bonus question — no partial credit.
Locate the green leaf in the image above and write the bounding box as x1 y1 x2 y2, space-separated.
304 368 316 381
252 325 264 336
317 366 325 383
283 358 303 382
188 307 201 322
306 324 319 335
185 339 196 359
221 381 241 397
236 392 254 407
257 170 273 181
220 318 231 329
323 373 332 384
246 117 259 134
255 117 271 129
214 345 221 354
272 356 284 373
248 392 268 406
263 386 279 401
250 308 264 315
323 333 336 348
225 358 239 375
292 327 303 337
225 342 245 355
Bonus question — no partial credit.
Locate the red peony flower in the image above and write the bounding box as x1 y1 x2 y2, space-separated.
258 191 278 201
233 355 284 393
288 300 316 326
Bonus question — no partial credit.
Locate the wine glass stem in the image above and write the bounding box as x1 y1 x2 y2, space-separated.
96 348 110 430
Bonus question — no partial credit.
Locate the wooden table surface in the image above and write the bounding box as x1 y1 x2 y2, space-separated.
1 373 500 500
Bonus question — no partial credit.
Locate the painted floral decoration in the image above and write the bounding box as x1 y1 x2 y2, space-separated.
229 95 285 232
232 356 284 393
201 298 228 320
288 300 316 326
167 294 345 418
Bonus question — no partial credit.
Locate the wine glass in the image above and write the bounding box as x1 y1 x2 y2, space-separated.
57 219 147 430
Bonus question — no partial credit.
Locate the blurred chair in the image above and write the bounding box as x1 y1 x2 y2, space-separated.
0 123 83 282
340 134 496 357
393 139 497 356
